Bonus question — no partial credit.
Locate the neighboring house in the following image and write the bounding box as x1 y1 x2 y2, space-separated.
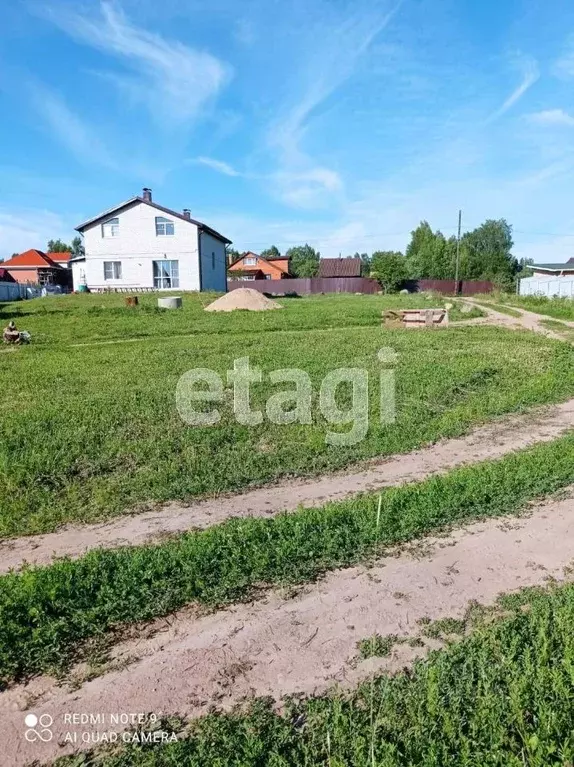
0 268 16 283
520 259 574 298
530 259 574 277
1 249 71 287
72 188 231 293
228 251 291 280
317 257 362 278
49 251 73 268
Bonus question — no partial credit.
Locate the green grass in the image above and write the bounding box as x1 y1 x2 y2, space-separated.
541 319 574 339
357 633 399 658
493 293 574 322
1 291 481 347
0 292 572 537
2 433 574 686
477 301 522 318
53 580 574 767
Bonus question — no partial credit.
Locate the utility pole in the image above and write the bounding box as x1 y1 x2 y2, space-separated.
454 209 462 296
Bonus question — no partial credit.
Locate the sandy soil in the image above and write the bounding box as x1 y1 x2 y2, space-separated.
458 299 571 340
3 492 574 766
2 398 574 573
205 288 282 312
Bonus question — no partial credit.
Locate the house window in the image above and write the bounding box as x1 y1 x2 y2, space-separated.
244 256 257 265
102 217 119 237
155 216 175 236
239 274 255 281
265 274 272 280
153 259 179 289
103 261 122 280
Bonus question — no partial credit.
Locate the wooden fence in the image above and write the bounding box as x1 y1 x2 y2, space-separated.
227 277 380 295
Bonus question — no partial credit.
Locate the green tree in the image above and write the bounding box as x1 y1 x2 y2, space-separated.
71 236 85 258
370 251 408 292
226 247 241 264
286 244 320 277
47 238 72 253
516 257 534 279
352 251 371 276
405 222 453 279
260 245 281 258
461 219 516 286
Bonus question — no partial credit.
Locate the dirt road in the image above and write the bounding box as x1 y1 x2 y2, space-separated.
3 491 574 766
2 398 574 572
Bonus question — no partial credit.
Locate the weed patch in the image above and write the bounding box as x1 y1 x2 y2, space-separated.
53 580 574 766
2 434 574 685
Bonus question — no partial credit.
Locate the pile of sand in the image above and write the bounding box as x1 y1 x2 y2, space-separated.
205 288 283 312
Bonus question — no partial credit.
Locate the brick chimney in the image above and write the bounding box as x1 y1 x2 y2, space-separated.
142 187 152 202
182 209 191 220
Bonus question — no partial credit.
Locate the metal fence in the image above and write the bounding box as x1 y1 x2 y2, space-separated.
227 277 380 295
0 282 29 302
228 278 494 296
405 279 495 295
519 276 574 298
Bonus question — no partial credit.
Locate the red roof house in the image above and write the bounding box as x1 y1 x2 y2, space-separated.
1 249 71 287
228 252 291 281
47 251 72 266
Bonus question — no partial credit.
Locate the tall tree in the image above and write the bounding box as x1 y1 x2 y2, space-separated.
260 245 281 258
286 244 320 277
405 222 453 279
461 219 515 285
370 251 408 292
71 236 85 258
47 239 72 253
352 251 371 276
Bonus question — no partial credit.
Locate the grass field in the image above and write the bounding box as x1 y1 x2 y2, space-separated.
1 292 573 537
2 291 482 346
54 579 574 766
2 432 574 685
491 293 574 321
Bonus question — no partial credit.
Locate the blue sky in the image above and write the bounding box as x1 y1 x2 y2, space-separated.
3 0 574 260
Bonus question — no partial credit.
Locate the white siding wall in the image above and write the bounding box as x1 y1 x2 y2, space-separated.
520 275 574 298
199 231 227 292
81 201 201 291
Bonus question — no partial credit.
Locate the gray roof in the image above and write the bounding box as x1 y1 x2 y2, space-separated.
532 262 574 272
75 196 231 245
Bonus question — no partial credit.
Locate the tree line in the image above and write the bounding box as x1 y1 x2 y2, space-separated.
230 218 533 290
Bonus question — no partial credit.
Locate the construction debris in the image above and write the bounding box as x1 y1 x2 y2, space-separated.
383 308 449 329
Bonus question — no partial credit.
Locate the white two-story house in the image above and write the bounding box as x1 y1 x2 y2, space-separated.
71 188 231 292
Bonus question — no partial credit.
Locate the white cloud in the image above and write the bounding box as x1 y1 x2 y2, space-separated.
29 85 117 169
554 37 574 78
488 53 539 121
41 1 230 126
527 109 574 127
193 156 241 176
0 209 71 260
264 1 402 209
272 167 344 209
234 18 256 47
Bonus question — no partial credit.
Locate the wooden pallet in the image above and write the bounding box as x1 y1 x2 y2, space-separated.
383 308 449 328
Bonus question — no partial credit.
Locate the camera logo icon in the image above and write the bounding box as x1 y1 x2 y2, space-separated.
24 714 53 742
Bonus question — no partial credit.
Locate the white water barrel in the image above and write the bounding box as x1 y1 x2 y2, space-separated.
158 296 182 309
